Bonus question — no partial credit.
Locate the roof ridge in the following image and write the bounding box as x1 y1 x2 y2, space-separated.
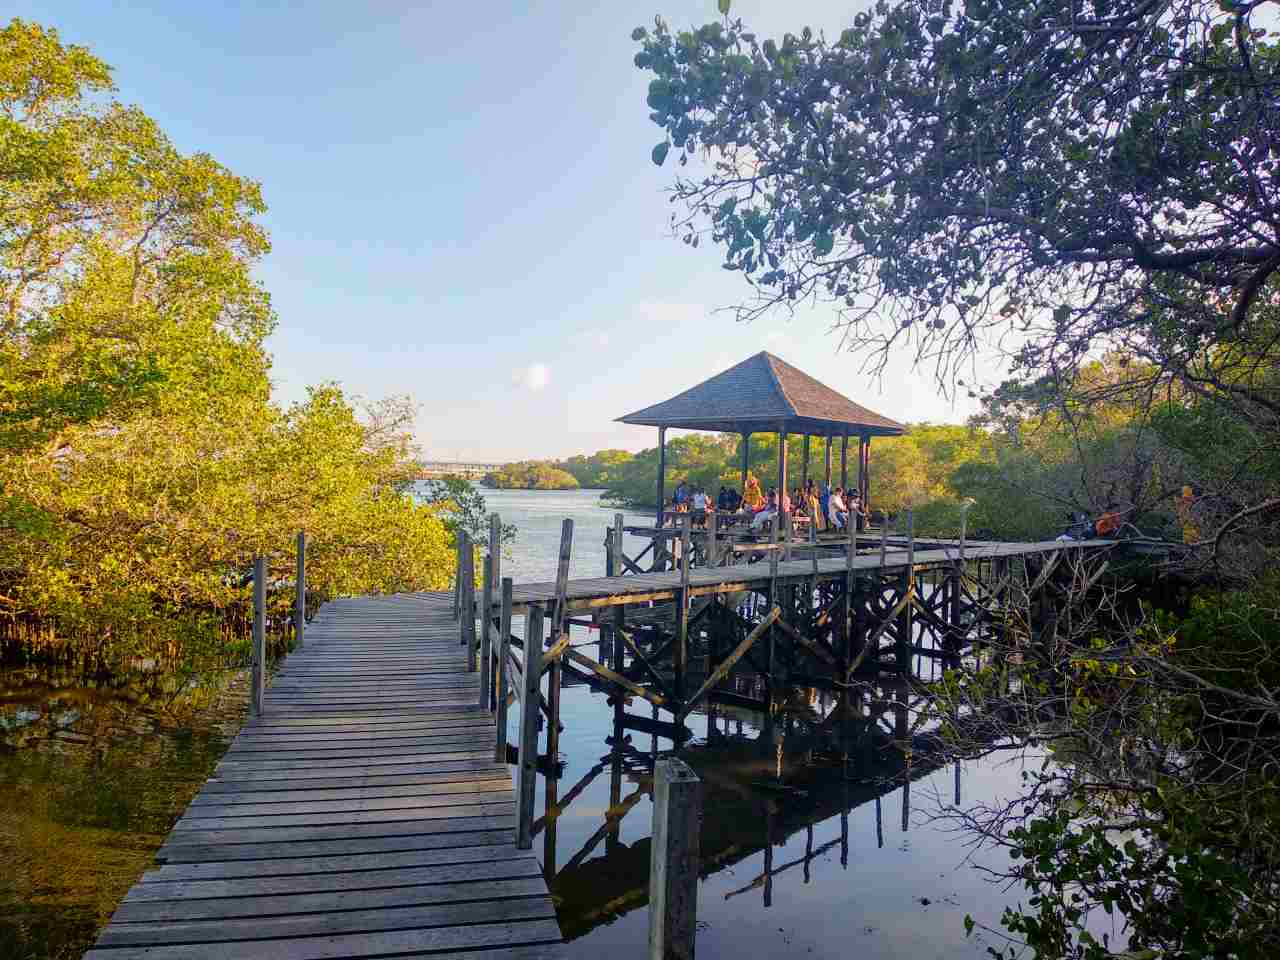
761 352 799 418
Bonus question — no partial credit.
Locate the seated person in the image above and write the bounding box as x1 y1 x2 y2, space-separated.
742 475 765 512
751 490 779 530
729 487 742 511
717 486 730 511
830 488 848 529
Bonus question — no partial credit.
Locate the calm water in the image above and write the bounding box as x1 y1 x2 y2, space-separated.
470 486 1029 959
1 485 1028 959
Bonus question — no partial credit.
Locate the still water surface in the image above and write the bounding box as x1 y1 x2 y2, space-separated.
474 486 1027 959
0 485 1029 959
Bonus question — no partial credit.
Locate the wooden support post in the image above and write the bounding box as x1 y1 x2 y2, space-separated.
656 426 668 528
861 436 872 528
465 535 476 647
824 435 832 486
649 757 702 960
676 513 691 706
294 531 306 648
547 519 573 768
495 578 513 762
897 510 915 675
768 519 780 685
801 434 810 489
481 515 501 709
844 521 855 666
251 555 266 717
708 509 719 567
612 515 626 673
783 512 793 562
516 603 545 849
777 429 789 518
452 533 463 620
741 432 751 492
462 533 478 667
840 434 849 493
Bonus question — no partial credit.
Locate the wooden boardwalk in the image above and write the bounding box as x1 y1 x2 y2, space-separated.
86 593 565 960
511 538 1111 612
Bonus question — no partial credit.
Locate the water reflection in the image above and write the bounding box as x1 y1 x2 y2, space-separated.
513 645 1035 960
1 665 245 960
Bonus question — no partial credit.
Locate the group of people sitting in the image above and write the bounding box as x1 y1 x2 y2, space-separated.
747 476 863 533
666 475 864 534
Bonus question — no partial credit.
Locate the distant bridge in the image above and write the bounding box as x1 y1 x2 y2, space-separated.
417 459 510 479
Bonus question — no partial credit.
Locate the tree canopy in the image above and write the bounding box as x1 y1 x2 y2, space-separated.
633 0 1280 412
0 21 455 669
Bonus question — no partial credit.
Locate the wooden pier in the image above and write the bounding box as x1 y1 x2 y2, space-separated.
86 593 565 960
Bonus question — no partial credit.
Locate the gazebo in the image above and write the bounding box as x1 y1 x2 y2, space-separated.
618 351 906 529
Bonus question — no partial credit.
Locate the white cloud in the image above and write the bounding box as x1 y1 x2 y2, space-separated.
513 362 550 391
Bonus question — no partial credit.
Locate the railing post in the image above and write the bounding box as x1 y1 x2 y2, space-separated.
676 513 691 706
251 554 266 717
295 531 306 648
516 603 544 849
494 577 513 762
547 519 573 769
452 531 463 620
460 532 477 664
649 757 702 960
480 520 495 708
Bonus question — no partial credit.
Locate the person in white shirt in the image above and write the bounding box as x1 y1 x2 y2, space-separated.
830 488 848 529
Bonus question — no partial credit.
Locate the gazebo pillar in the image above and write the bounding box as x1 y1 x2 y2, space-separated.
858 434 870 530
801 435 810 489
823 436 833 487
740 433 751 491
840 434 849 491
655 426 667 526
777 429 789 514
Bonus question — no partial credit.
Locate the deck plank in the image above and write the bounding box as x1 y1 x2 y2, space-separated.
89 593 564 958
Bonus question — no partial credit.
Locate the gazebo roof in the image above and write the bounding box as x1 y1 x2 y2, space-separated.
617 351 906 438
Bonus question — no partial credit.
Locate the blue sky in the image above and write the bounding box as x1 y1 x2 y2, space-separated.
19 1 1002 460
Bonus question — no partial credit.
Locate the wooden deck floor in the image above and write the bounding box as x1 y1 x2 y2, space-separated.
511 538 1112 612
86 593 565 960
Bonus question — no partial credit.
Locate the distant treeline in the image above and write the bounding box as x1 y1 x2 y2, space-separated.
549 360 1249 548
482 462 579 490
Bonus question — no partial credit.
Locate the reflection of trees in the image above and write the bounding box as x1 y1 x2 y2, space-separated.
540 680 954 941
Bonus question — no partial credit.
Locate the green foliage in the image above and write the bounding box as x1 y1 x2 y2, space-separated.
556 449 635 488
482 461 579 490
0 21 455 670
632 1 1280 405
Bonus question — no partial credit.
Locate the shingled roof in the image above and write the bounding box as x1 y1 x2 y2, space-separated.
617 351 905 437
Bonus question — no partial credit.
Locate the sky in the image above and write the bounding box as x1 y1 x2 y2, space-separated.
16 1 1009 460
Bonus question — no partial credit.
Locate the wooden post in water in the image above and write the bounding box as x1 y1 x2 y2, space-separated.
480 516 499 709
457 530 469 642
547 519 573 769
516 602 545 849
897 510 915 675
612 514 626 673
649 757 702 960
494 578 513 762
675 513 692 706
251 555 266 717
295 531 306 648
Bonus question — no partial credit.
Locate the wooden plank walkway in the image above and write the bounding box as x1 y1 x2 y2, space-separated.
86 593 565 960
511 538 1112 612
